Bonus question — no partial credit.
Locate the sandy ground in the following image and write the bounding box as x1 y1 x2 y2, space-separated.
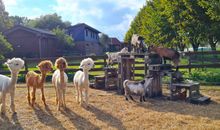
0 84 220 130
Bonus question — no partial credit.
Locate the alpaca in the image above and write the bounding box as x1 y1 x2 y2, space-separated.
73 58 94 107
26 60 53 106
0 58 24 114
106 47 128 67
52 57 68 111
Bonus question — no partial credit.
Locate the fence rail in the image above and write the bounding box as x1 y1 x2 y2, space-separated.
0 51 220 76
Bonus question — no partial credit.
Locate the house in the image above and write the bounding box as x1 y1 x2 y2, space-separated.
108 37 123 52
4 25 63 58
66 23 103 56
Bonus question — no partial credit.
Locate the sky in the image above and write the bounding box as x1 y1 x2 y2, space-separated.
3 0 145 41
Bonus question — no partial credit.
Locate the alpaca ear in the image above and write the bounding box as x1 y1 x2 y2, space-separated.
4 59 11 65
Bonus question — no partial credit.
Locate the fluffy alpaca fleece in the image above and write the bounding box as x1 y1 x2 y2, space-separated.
52 57 68 111
123 77 154 102
26 60 53 107
106 47 128 66
0 58 24 114
73 58 94 107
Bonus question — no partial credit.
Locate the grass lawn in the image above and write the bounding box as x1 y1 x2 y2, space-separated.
0 84 220 130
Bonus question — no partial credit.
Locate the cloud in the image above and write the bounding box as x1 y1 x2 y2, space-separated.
2 0 17 6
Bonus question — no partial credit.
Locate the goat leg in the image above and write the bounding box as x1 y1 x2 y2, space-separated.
139 96 143 102
129 95 135 102
143 96 146 102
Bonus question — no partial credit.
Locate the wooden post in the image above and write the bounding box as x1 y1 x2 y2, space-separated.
118 55 135 94
24 58 28 73
188 52 191 74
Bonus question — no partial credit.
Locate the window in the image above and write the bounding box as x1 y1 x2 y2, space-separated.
85 29 88 36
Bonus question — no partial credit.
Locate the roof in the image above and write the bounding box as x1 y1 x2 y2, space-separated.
4 25 55 37
110 37 122 46
68 23 101 33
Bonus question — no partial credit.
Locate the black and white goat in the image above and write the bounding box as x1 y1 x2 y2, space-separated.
123 77 154 102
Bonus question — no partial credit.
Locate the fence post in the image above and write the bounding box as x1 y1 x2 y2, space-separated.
188 51 191 74
103 55 107 67
24 58 28 73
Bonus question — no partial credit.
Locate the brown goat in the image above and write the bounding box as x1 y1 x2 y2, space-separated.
148 45 180 67
26 60 53 106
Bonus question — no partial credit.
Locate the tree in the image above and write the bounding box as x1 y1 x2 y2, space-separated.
0 0 13 31
52 27 74 49
98 33 110 52
28 13 71 30
10 16 30 26
0 33 13 59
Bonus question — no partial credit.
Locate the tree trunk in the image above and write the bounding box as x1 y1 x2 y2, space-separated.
191 42 199 52
209 36 217 51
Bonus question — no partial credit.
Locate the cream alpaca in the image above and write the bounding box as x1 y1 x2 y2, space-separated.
52 57 68 111
0 58 24 114
26 60 53 106
73 58 94 107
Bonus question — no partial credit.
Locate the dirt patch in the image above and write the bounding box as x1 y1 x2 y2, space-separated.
0 85 220 130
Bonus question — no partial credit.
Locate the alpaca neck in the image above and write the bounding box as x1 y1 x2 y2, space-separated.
40 73 47 85
10 71 18 87
83 69 89 81
60 70 65 83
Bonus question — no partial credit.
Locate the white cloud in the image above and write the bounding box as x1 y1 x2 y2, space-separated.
53 0 103 23
2 0 17 6
103 14 134 40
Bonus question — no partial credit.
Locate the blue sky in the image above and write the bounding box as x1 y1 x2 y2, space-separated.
3 0 145 41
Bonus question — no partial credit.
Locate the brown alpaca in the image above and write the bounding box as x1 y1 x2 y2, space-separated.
26 60 53 106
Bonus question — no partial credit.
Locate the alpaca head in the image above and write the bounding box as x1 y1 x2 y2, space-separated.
55 57 68 71
37 60 53 74
5 58 24 73
79 58 94 71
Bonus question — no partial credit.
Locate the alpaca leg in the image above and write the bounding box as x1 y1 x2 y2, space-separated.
0 93 6 114
31 88 36 106
80 87 83 106
41 87 46 106
55 87 58 105
76 85 80 104
10 91 16 114
27 85 31 105
62 89 66 108
85 88 89 107
57 88 62 111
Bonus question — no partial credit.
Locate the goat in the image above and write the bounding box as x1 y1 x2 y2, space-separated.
106 47 128 67
123 77 154 102
131 34 147 53
148 45 180 68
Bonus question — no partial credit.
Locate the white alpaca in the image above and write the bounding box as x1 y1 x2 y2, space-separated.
52 57 68 111
0 58 24 114
73 58 94 107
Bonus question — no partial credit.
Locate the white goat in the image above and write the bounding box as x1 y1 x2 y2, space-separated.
73 58 94 107
52 57 68 111
0 58 24 114
123 77 154 102
131 34 147 53
106 47 128 67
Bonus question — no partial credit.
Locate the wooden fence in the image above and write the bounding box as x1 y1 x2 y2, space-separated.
0 51 220 76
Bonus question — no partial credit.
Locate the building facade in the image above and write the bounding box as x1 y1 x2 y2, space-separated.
66 23 104 56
